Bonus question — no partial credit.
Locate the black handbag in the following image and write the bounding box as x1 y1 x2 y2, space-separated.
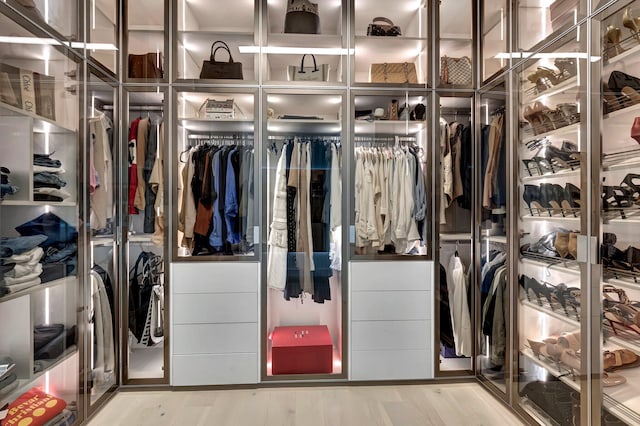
367 17 401 36
284 0 320 34
199 41 243 80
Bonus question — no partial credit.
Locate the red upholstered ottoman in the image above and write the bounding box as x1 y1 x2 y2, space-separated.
271 325 333 375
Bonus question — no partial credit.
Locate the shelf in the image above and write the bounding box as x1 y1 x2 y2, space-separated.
521 300 580 327
603 157 640 172
603 276 640 293
520 256 580 275
0 101 75 134
523 76 578 104
0 200 76 207
520 167 580 182
485 235 507 244
353 119 426 135
128 234 156 243
268 33 343 49
178 118 254 133
0 276 76 304
267 119 341 135
604 41 640 68
521 347 577 390
604 101 640 121
522 122 581 143
90 237 115 247
440 233 472 241
521 214 580 222
128 25 164 32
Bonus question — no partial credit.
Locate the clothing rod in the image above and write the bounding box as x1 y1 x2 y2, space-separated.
267 136 341 141
354 136 416 143
103 105 164 112
440 109 471 116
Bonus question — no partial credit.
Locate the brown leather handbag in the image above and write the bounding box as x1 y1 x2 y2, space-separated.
128 53 163 79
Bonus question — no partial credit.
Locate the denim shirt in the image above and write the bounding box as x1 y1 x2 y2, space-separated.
209 150 224 249
224 147 240 244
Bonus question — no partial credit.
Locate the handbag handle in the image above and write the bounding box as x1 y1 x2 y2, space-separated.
212 45 235 63
371 17 395 26
298 54 319 73
209 41 233 61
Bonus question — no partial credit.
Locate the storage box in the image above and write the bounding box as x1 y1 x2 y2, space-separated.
271 325 333 375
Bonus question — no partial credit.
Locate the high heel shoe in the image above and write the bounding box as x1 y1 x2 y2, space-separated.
620 173 640 203
555 283 581 317
523 184 543 215
556 103 580 126
605 25 626 57
604 308 640 336
544 144 579 170
527 69 552 93
562 183 581 217
554 58 577 79
540 183 566 216
555 232 570 258
602 185 633 218
568 232 578 259
523 105 546 135
623 7 640 43
533 101 558 133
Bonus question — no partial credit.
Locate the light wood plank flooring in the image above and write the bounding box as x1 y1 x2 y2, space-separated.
87 382 526 426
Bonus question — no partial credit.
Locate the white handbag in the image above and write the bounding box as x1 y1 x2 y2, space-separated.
287 54 330 82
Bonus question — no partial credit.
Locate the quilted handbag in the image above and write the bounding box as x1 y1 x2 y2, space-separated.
440 56 472 85
367 17 401 36
128 53 163 79
284 0 320 34
200 41 244 79
287 54 330 81
370 62 418 84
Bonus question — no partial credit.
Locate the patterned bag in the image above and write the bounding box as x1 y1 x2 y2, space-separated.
440 56 472 86
369 62 418 84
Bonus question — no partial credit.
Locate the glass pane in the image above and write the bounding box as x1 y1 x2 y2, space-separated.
125 91 166 381
438 96 473 372
351 92 429 257
599 1 640 424
265 0 345 84
439 0 473 87
514 33 586 423
0 13 80 421
127 0 164 81
176 91 256 257
517 0 586 52
177 0 256 81
477 84 508 391
88 0 118 73
11 1 80 41
86 72 117 405
482 0 507 82
265 93 343 377
353 0 427 85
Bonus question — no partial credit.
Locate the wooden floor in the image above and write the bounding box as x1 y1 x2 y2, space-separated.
87 382 526 426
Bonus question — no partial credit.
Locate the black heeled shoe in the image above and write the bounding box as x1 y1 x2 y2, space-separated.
555 283 581 318
602 185 634 218
620 173 640 203
540 183 566 216
523 184 542 215
521 275 556 308
545 145 579 170
563 183 581 217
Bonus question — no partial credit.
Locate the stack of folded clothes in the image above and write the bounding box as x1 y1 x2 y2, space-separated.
33 153 69 203
0 234 47 297
33 324 77 366
0 356 18 404
15 212 78 282
0 166 18 201
0 387 76 426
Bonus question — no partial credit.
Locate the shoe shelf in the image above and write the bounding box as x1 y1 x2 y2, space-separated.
604 99 640 120
521 167 580 183
604 37 640 68
521 299 580 327
521 214 580 222
354 120 426 135
523 75 578 105
604 266 640 284
520 256 581 275
603 149 640 171
484 235 507 244
522 122 580 144
521 347 577 389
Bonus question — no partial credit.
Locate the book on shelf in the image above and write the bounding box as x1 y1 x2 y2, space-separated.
19 68 36 114
0 63 22 108
34 72 56 121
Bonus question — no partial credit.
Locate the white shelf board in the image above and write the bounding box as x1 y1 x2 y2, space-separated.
267 119 341 135
267 33 343 49
521 214 580 222
178 118 254 133
521 347 578 391
522 122 581 143
0 101 75 133
520 257 581 275
0 276 76 304
485 235 507 244
604 42 640 68
603 158 640 172
354 119 426 135
523 76 578 104
521 300 580 327
602 277 640 294
520 168 580 183
440 233 472 241
0 200 76 207
605 102 640 121
128 25 164 32
354 37 427 76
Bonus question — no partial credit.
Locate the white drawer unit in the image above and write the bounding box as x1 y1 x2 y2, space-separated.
170 263 260 385
349 261 434 381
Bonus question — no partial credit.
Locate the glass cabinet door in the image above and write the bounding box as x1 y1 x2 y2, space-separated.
85 70 118 409
125 0 167 82
437 95 474 374
123 90 167 382
477 82 508 393
351 91 429 258
597 2 640 423
176 0 257 81
0 10 81 422
175 90 256 258
513 30 587 424
481 0 508 83
352 0 427 86
516 0 587 53
87 0 118 74
438 0 473 88
263 92 344 378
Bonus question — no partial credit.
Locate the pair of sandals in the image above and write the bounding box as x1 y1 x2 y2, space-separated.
602 173 640 219
601 232 640 273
